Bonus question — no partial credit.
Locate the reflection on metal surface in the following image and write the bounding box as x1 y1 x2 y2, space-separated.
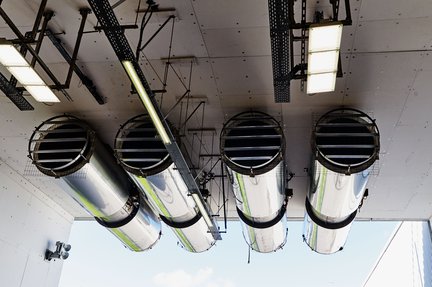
221 112 288 253
304 108 380 254
29 115 161 251
115 115 216 252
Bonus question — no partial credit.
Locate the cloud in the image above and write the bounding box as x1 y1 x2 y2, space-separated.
206 279 236 287
152 268 235 287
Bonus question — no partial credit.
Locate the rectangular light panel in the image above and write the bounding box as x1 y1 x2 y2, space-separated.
0 45 29 66
307 72 337 94
307 23 343 94
307 50 339 74
0 40 60 102
7 66 45 85
308 24 343 52
25 86 60 102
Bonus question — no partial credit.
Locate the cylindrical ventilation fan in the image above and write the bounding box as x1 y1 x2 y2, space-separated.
303 108 380 254
114 114 216 253
28 115 161 252
221 111 288 253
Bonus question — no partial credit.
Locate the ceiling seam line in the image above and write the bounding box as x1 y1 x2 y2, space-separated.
188 0 227 121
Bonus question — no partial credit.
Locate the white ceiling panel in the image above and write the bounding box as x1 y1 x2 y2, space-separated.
345 52 421 95
287 176 308 218
353 18 432 52
398 68 432 126
378 125 432 178
363 174 421 214
285 126 311 177
0 1 40 27
359 0 432 21
124 20 208 59
191 0 269 29
203 27 270 57
212 56 273 96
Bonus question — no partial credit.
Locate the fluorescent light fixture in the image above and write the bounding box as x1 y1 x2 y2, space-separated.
307 72 337 94
0 40 60 102
25 86 60 102
192 193 214 228
0 45 28 66
308 24 343 52
307 51 339 74
7 67 45 85
307 23 343 94
122 60 171 144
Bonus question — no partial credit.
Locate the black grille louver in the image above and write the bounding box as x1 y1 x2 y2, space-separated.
29 116 94 177
115 115 171 176
313 109 380 174
221 112 284 175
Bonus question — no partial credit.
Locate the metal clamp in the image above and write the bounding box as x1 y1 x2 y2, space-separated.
237 201 287 229
160 212 202 229
305 198 357 230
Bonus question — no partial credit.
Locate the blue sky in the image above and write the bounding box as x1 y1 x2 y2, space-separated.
59 220 398 287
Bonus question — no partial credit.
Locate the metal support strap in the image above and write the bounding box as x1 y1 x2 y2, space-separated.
95 190 141 229
160 212 202 229
305 198 357 230
236 200 287 229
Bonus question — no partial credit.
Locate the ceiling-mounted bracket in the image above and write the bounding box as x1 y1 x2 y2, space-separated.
0 3 106 106
45 29 105 104
268 0 352 102
161 56 198 65
94 24 139 31
0 6 64 91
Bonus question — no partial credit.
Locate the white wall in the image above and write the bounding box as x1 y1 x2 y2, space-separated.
0 160 73 287
363 221 432 287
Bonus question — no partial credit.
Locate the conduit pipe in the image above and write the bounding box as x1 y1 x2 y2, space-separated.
221 111 288 253
303 108 380 254
28 115 161 251
114 115 216 252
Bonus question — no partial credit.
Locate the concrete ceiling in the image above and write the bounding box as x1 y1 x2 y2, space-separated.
1 0 432 222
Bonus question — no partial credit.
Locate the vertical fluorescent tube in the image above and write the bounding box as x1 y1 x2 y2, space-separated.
307 23 343 94
122 61 218 236
192 193 214 228
122 61 171 144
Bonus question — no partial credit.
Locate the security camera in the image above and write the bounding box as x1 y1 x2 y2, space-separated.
45 241 71 261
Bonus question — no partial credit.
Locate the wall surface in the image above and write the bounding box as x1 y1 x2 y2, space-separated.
0 159 73 287
363 221 432 287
